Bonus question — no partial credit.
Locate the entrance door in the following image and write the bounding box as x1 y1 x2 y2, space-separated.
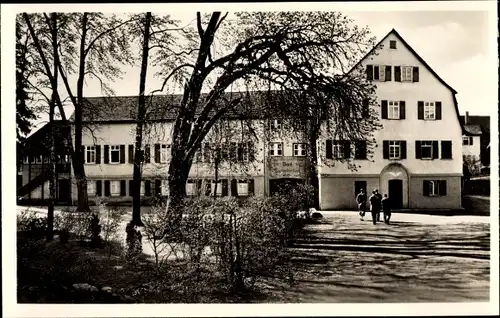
388 179 403 209
57 179 71 204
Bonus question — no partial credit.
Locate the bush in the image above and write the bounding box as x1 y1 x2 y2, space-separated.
17 208 47 239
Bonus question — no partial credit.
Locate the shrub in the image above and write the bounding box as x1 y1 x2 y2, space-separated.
17 208 47 239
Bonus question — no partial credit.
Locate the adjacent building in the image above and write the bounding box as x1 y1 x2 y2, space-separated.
18 29 468 211
460 111 490 174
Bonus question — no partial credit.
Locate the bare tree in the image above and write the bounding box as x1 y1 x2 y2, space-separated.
148 12 378 217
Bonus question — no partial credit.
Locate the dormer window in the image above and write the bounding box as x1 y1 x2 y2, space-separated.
390 40 397 49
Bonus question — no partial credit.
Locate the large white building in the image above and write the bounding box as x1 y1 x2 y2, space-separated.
18 29 468 211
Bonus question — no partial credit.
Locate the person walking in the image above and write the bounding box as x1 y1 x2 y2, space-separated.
356 189 367 221
381 194 392 224
374 189 382 222
369 190 381 225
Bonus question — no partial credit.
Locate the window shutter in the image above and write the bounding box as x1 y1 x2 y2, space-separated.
222 179 228 197
145 180 151 196
401 140 407 159
104 145 109 164
144 145 151 163
441 141 452 159
95 145 101 164
231 179 238 196
196 179 202 195
362 99 369 118
104 180 110 197
155 180 161 196
470 136 473 145
373 65 379 80
432 141 439 159
439 180 447 196
423 180 430 196
366 65 373 80
381 100 388 119
248 141 255 162
412 67 419 82
96 180 102 196
129 180 134 197
154 144 160 163
435 101 442 120
416 141 422 159
120 180 126 196
248 179 254 196
120 145 125 164
355 141 367 160
385 65 392 81
128 145 134 164
394 66 401 82
343 141 351 159
400 101 406 119
418 101 424 120
383 141 389 159
325 140 333 159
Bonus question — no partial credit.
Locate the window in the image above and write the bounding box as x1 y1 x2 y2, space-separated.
237 180 249 196
43 156 49 163
186 179 197 196
238 143 250 162
424 102 435 120
462 136 473 145
293 143 307 156
210 180 223 196
332 141 344 159
35 155 43 164
24 156 29 164
140 181 145 195
424 180 447 197
110 180 120 196
87 180 95 195
270 119 282 131
160 144 170 164
86 146 96 164
388 101 400 119
354 141 367 160
421 141 433 159
441 141 452 159
389 141 401 159
161 180 168 196
402 66 413 82
390 40 397 49
269 142 283 156
110 145 121 164
295 119 306 131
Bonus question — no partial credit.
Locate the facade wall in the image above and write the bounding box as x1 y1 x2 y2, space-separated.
319 175 380 210
462 135 481 157
409 175 462 209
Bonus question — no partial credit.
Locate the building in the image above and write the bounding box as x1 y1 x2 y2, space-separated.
19 29 467 211
318 29 467 210
460 111 490 174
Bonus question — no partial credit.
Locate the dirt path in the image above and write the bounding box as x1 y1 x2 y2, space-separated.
257 212 490 303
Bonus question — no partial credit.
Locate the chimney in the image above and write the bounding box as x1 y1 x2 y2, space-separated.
465 111 469 125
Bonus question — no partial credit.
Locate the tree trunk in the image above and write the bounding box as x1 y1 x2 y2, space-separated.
47 12 58 241
132 12 152 226
75 12 90 212
167 153 190 220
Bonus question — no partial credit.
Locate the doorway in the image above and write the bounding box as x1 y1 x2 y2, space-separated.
388 179 403 209
57 179 71 204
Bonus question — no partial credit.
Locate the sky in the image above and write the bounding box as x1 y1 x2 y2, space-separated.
2 2 498 135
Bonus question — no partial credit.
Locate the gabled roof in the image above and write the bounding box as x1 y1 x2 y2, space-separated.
348 28 470 135
460 115 490 132
19 120 71 155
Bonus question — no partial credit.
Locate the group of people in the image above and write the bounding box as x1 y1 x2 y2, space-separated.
355 188 391 225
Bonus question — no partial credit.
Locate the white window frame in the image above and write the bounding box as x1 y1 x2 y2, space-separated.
110 180 120 196
160 144 170 164
389 141 401 160
462 136 472 146
210 180 223 196
402 66 413 82
421 141 433 160
237 179 249 196
293 143 307 156
270 119 282 131
86 145 96 164
186 179 197 196
424 102 436 120
295 119 306 131
87 180 95 195
379 65 386 81
428 181 438 197
140 181 146 196
388 101 400 119
269 142 283 156
35 155 43 164
332 142 344 159
161 180 169 196
109 145 121 164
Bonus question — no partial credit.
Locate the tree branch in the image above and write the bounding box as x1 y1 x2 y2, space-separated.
84 16 136 58
149 63 196 96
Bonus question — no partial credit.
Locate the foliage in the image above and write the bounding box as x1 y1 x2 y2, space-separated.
463 154 482 176
17 209 47 239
